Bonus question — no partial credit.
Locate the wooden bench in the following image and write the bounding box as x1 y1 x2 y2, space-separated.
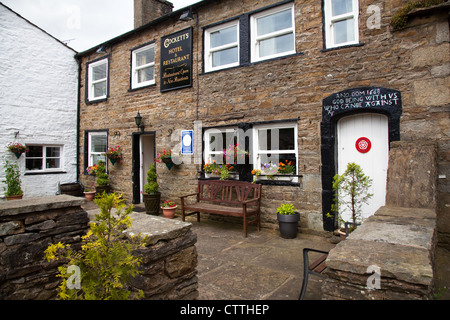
179 180 262 237
298 248 329 300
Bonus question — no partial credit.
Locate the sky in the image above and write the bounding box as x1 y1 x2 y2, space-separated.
1 0 202 52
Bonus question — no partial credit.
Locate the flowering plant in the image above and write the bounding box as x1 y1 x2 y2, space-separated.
105 146 123 161
86 164 98 176
223 143 248 165
203 161 220 174
261 163 279 176
161 200 176 208
7 142 28 154
155 150 172 162
278 160 295 175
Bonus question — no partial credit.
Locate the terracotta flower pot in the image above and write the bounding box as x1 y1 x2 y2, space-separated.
161 206 177 219
84 191 96 201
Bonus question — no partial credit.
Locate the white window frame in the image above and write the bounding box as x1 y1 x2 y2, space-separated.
250 3 296 63
324 0 359 49
87 58 108 102
205 20 240 72
25 145 63 173
252 123 298 182
203 127 238 165
88 132 107 167
131 43 156 89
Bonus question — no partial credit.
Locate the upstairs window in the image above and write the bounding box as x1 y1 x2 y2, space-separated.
250 3 296 62
87 57 108 102
324 0 359 49
131 43 156 89
205 20 239 72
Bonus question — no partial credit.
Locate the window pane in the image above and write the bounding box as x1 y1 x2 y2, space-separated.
136 48 155 67
26 159 43 171
332 0 353 16
93 63 107 81
91 154 106 165
258 128 295 150
211 25 237 48
93 81 107 98
212 47 238 67
91 134 107 153
334 18 355 44
257 8 292 36
27 146 43 157
137 66 154 83
259 33 294 57
46 147 60 158
46 158 60 169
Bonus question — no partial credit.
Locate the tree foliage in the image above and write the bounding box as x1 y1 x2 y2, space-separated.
327 162 373 227
45 192 147 300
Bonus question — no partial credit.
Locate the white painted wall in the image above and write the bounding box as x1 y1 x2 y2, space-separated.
0 4 79 199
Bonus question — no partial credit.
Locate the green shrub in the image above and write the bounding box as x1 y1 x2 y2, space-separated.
96 160 109 186
44 192 147 300
2 158 22 196
144 163 159 194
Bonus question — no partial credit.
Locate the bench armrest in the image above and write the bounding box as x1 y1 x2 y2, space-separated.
242 198 260 205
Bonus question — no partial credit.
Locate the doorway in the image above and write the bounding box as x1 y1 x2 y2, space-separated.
132 132 155 204
336 113 389 222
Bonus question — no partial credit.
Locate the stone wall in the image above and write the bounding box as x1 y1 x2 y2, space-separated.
0 195 89 299
0 196 198 300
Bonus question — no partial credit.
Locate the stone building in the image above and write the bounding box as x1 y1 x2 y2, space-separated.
0 3 79 199
76 0 449 238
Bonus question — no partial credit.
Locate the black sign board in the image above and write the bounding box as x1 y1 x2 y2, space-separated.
160 27 193 92
322 87 401 118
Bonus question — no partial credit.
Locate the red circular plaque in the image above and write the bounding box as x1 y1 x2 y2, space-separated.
355 137 371 153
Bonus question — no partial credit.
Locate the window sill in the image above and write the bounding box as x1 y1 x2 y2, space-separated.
321 42 365 53
129 83 156 92
86 97 108 105
25 171 67 176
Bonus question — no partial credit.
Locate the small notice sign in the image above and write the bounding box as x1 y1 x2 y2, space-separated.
160 27 193 92
181 130 193 155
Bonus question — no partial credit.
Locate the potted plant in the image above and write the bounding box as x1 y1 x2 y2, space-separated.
161 200 177 219
95 160 110 195
156 149 179 170
143 163 161 215
2 158 23 200
7 142 28 159
203 161 221 178
86 164 98 176
104 146 123 166
83 183 96 201
326 162 373 239
276 203 300 239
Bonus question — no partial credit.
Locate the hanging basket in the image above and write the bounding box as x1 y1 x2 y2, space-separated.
161 157 174 170
109 158 117 166
13 152 23 159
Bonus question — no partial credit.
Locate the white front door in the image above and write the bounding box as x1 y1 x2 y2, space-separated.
337 113 389 222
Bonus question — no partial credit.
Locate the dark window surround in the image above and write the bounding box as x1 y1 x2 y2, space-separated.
83 129 109 175
85 55 110 105
201 118 301 187
128 40 157 92
201 0 296 74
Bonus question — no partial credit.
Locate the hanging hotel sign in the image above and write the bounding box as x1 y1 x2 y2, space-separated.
160 27 193 92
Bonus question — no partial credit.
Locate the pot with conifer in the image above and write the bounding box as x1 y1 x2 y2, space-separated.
95 160 111 195
143 163 161 215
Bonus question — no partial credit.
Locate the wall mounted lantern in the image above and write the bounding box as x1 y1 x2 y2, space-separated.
179 9 193 21
134 111 144 132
